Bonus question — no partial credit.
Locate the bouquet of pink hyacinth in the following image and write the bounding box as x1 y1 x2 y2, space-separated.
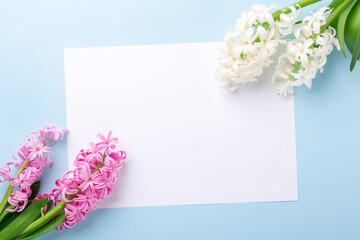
216 0 360 95
0 126 126 240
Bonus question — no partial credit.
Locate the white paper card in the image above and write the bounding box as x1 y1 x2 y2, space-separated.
64 42 298 208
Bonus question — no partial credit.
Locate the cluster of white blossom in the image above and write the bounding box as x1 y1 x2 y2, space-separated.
276 5 302 37
215 4 282 91
273 7 340 96
216 4 340 96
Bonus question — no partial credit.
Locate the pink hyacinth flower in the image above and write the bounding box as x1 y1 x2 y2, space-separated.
27 137 51 161
7 190 29 212
0 125 67 212
0 164 12 183
46 131 126 230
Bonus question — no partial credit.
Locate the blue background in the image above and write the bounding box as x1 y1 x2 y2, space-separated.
1 0 360 239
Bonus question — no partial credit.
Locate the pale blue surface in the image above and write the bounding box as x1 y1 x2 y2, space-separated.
0 0 360 239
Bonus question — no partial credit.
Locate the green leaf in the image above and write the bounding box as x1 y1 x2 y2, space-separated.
0 207 20 232
0 205 15 226
344 0 360 53
0 197 48 240
329 0 345 9
28 181 41 202
18 201 66 239
18 213 66 240
337 0 357 57
350 22 360 71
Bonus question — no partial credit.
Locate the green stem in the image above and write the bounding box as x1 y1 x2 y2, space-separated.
19 201 66 238
92 153 106 174
0 159 30 214
291 62 302 78
43 140 52 147
273 0 323 20
321 0 354 30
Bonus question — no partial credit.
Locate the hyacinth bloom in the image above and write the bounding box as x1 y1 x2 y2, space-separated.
215 4 282 91
27 131 126 230
216 0 360 96
0 126 67 213
0 130 126 239
273 7 340 96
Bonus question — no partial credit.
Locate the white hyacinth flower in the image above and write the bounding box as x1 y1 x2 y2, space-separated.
216 4 340 96
215 4 282 91
303 7 330 34
233 28 259 56
248 4 280 26
273 7 340 96
256 26 280 61
294 23 313 39
276 5 301 37
291 70 315 89
275 80 293 97
288 39 314 65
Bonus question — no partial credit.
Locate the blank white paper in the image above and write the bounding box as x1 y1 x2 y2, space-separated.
64 42 298 208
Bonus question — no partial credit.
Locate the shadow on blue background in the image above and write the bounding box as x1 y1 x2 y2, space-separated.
0 0 359 239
